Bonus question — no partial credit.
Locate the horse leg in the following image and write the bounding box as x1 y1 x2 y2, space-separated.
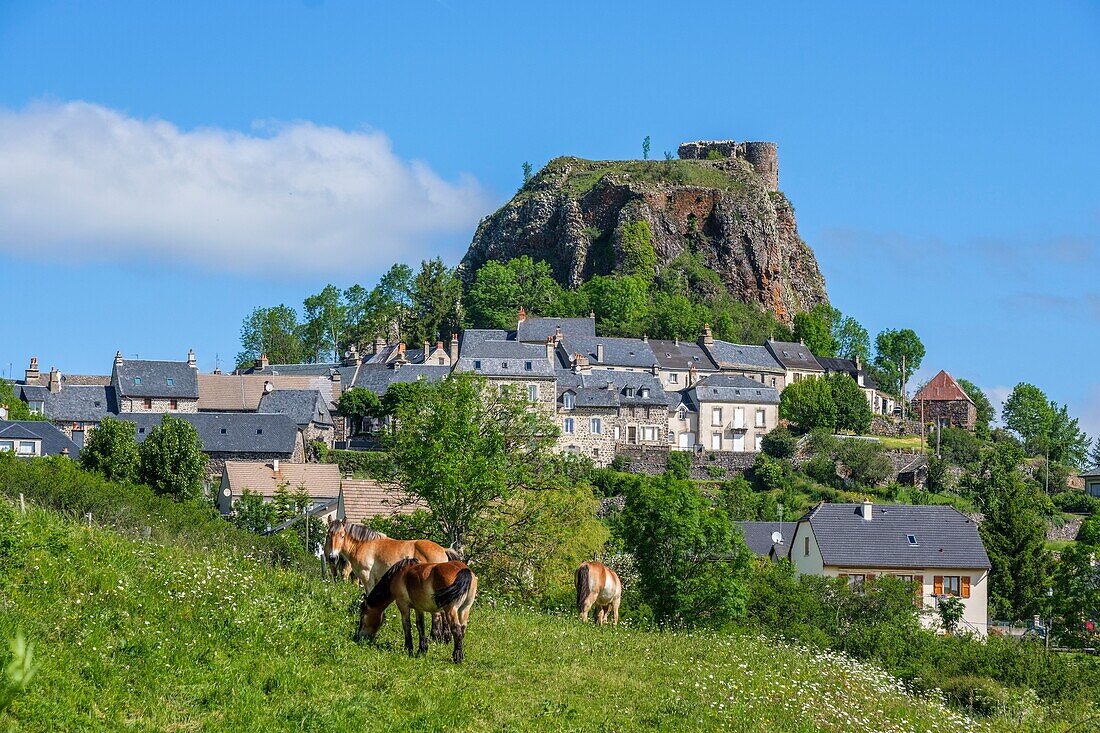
596 604 607 625
578 592 596 623
416 611 428 655
448 609 464 664
401 607 414 656
611 596 621 626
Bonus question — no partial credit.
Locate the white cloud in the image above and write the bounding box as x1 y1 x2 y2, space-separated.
0 101 492 276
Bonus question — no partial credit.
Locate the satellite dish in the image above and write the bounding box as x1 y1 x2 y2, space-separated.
771 531 784 545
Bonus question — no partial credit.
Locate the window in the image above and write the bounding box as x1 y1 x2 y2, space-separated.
907 534 918 546
711 432 722 450
755 409 766 428
438 357 445 365
590 418 602 434
639 388 650 398
613 426 620 440
256 429 263 435
143 398 152 409
220 428 227 434
563 417 574 434
524 361 532 371
677 407 686 421
711 407 723 426
641 426 657 441
754 434 763 452
624 387 634 398
771 377 777 387
669 373 679 384
734 407 745 429
562 392 575 410
527 384 538 402
846 574 866 593
139 427 146 434
667 431 674 443
94 400 101 408
170 399 178 410
804 537 810 557
473 360 482 370
940 576 961 597
501 361 509 370
17 441 36 455
134 377 142 385
0 441 12 452
166 377 174 386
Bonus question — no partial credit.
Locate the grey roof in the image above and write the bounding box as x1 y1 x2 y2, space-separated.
350 363 451 395
560 335 657 369
765 340 823 372
688 374 780 405
735 521 798 557
516 316 596 343
19 385 48 403
556 369 667 408
456 330 555 377
817 357 880 391
1080 466 1100 479
257 390 333 427
648 339 718 371
40 385 118 422
114 360 199 399
704 341 784 372
116 412 299 455
0 420 79 457
800 503 991 570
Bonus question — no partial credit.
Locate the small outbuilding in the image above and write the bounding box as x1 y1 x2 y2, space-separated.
911 370 976 430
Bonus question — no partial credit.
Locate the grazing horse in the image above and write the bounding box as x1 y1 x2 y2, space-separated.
576 561 621 625
357 558 478 664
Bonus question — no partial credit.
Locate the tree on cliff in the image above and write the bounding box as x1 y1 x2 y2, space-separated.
465 256 564 329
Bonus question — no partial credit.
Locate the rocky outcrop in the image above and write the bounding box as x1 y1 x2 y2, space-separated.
461 142 828 324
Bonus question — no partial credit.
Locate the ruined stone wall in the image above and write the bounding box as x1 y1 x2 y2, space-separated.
677 140 779 191
912 400 977 430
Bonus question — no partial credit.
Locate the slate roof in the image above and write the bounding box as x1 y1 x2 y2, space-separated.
223 461 341 499
19 385 48 404
704 341 784 372
455 330 555 378
40 385 118 422
516 315 596 343
1080 466 1100 479
735 521 798 557
19 373 111 387
559 335 658 369
817 357 880 391
114 360 199 399
688 374 781 405
245 362 340 377
765 340 823 372
257 390 333 427
0 420 79 457
349 363 451 395
799 503 991 570
648 339 718 371
197 374 315 411
556 369 668 408
117 412 300 455
915 370 973 404
340 479 425 523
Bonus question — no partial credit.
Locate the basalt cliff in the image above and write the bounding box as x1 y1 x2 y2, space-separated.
461 140 828 324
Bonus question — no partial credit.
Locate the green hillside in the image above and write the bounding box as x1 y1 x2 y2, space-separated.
0 503 989 733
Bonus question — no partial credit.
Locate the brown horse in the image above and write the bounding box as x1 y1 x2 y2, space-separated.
576 561 621 625
357 558 478 663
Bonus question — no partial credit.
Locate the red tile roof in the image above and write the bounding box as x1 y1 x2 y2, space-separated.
914 370 973 404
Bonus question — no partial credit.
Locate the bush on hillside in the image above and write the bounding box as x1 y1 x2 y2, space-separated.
761 425 797 459
1053 490 1100 515
835 439 893 488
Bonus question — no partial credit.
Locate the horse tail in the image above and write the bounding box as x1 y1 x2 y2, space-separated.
445 545 463 562
434 567 473 609
364 557 419 607
575 563 590 615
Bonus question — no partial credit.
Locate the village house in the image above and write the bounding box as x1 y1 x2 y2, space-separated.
817 356 896 416
788 502 991 636
555 364 668 465
216 460 341 516
454 329 557 412
912 370 977 430
111 351 199 413
257 389 335 448
0 419 79 458
765 339 825 385
196 373 317 412
685 373 781 452
339 478 425 524
736 520 798 559
648 338 717 391
1081 467 1100 499
696 327 785 389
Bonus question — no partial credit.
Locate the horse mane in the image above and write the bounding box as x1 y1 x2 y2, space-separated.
347 523 387 542
364 557 420 608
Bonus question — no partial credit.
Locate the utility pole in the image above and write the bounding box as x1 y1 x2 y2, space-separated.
901 354 907 420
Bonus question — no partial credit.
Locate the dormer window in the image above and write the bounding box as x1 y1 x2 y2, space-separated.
502 361 509 369
524 361 533 371
624 387 634 397
134 377 142 385
639 388 650 398
473 360 482 370
562 392 575 410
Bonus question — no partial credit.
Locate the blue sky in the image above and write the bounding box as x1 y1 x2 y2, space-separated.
1 1 1098 435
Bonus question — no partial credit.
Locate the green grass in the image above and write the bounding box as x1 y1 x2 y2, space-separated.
550 157 752 197
875 435 924 451
0 504 997 733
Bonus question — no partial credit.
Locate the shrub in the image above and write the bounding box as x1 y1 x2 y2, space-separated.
752 453 789 491
1053 490 1100 515
835 439 892 487
665 450 691 480
318 448 392 478
804 453 838 486
761 425 797 459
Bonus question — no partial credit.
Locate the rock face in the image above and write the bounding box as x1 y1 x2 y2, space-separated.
461 141 828 324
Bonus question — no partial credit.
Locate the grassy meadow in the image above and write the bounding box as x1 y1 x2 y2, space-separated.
0 503 1003 733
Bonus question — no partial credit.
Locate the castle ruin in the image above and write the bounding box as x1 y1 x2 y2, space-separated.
677 140 779 191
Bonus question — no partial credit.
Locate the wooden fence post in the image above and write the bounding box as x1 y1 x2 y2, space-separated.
19 493 25 515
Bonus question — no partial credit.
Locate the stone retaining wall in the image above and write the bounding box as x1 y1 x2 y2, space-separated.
613 444 757 480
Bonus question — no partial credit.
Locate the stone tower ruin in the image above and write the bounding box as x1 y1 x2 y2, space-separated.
677 140 779 191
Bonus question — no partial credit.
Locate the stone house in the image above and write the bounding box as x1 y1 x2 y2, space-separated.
257 389 335 449
1081 467 1100 499
696 327 786 390
765 339 825 385
911 370 976 430
217 460 342 516
685 373 781 452
817 356 896 416
454 329 557 413
111 351 199 413
648 338 717 392
555 366 668 466
0 420 79 458
788 502 991 636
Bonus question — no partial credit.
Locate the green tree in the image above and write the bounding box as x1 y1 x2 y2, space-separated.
580 275 651 337
834 439 892 487
793 304 838 358
344 263 415 348
1047 402 1090 468
408 258 463 346
833 312 870 363
1053 510 1100 648
232 489 275 534
872 328 924 397
617 220 657 282
522 161 533 185
779 377 836 432
138 415 206 501
79 416 140 483
619 473 750 624
642 135 651 161
761 425 797 459
1090 438 1100 469
337 387 381 434
956 379 994 439
385 372 560 549
0 380 39 421
827 372 872 434
649 291 708 341
301 284 347 362
465 257 564 329
937 595 966 635
1001 383 1053 454
236 305 304 368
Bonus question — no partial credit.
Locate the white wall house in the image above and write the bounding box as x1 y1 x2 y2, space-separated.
788 502 992 636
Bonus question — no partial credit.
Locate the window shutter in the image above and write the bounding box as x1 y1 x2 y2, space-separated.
933 576 943 595
866 572 876 581
913 574 924 606
961 575 971 599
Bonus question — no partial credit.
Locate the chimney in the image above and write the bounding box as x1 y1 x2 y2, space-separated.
345 344 360 366
395 343 408 366
259 353 269 370
595 343 604 363
373 335 387 355
449 333 459 363
546 337 555 364
187 348 197 368
48 367 61 394
61 447 70 457
572 352 591 373
114 350 124 368
273 459 280 473
651 363 660 377
642 333 648 343
688 363 698 386
25 357 40 383
518 306 527 324
861 499 873 522
799 337 805 346
699 323 714 346
422 340 431 361
588 310 595 319
854 355 861 371
331 369 341 386
554 325 563 344
213 367 223 375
